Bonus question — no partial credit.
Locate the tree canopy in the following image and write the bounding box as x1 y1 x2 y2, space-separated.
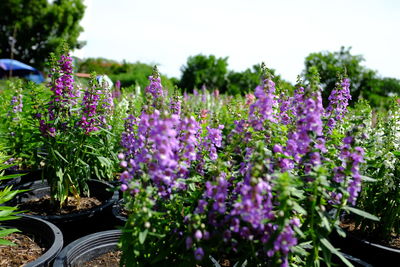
75 57 175 93
228 64 294 95
304 46 365 105
0 0 85 70
179 54 229 93
304 47 400 107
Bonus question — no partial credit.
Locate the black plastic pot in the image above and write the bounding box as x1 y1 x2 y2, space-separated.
328 251 373 267
2 214 63 267
2 168 43 189
331 229 400 266
111 199 127 226
52 230 121 267
10 179 119 244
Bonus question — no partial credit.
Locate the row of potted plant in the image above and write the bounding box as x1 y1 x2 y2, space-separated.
0 46 398 266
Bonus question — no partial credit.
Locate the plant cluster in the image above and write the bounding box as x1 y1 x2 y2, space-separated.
38 49 118 207
1 46 398 266
118 66 377 266
0 80 47 170
349 100 400 242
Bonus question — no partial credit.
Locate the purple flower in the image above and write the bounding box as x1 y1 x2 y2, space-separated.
119 108 222 198
194 230 203 241
325 77 351 132
185 236 193 249
273 144 283 154
281 88 325 172
145 70 163 99
40 53 76 137
170 98 182 116
248 78 278 129
199 125 224 161
120 184 128 192
332 137 365 205
194 247 204 261
10 94 23 114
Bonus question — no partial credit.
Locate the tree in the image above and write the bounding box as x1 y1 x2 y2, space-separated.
179 54 229 93
227 64 294 95
227 65 260 95
75 57 175 93
304 47 400 108
0 0 85 70
359 70 400 108
304 47 365 105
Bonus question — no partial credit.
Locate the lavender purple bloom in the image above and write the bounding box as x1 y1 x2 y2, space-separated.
40 53 76 137
325 78 352 132
334 136 364 205
119 108 223 197
248 78 278 130
145 75 163 99
80 83 100 134
10 94 23 114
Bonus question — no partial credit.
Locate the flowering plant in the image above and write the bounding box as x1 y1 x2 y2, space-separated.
0 80 46 170
350 99 400 242
39 48 117 207
118 66 375 266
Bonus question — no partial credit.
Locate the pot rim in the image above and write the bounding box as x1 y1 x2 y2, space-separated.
11 179 119 223
2 214 64 267
53 229 121 267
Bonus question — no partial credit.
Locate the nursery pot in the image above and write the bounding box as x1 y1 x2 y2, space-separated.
2 214 63 267
2 168 43 189
331 229 400 266
111 199 127 226
10 179 119 244
52 230 121 267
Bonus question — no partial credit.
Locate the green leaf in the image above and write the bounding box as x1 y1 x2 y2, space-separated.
291 244 309 256
0 216 21 221
188 183 196 191
77 158 89 167
98 156 111 167
293 202 307 215
344 206 380 221
0 209 17 217
360 176 376 182
320 238 354 267
0 174 23 181
209 255 221 267
335 225 347 238
320 213 332 232
147 232 165 238
0 228 20 238
0 238 17 246
54 150 69 163
83 144 96 151
139 229 148 244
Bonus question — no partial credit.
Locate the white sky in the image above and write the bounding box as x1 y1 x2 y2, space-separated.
72 0 400 83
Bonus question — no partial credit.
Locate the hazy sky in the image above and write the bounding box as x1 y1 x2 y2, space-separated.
73 0 400 83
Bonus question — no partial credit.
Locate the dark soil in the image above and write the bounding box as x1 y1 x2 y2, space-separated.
82 250 234 267
18 195 102 215
340 219 400 249
83 250 122 267
0 233 44 266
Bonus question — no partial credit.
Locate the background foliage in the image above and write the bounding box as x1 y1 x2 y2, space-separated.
304 46 400 108
0 0 85 70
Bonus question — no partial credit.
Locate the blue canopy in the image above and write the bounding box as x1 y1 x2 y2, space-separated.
0 59 45 84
